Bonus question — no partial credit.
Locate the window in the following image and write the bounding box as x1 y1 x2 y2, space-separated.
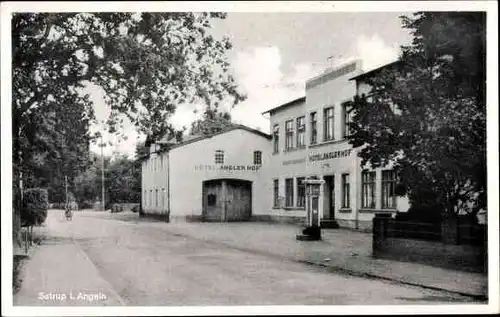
162 188 165 209
273 124 280 153
273 179 279 207
149 190 153 207
361 171 376 209
215 150 224 164
155 189 159 207
382 170 397 209
342 102 353 138
297 177 306 208
144 190 147 207
253 150 262 165
342 174 350 208
310 112 317 144
296 116 306 148
285 120 294 150
324 107 334 141
285 178 294 207
207 194 217 206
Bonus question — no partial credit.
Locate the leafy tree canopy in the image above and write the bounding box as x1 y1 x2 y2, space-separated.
348 12 486 217
12 12 244 197
189 107 235 136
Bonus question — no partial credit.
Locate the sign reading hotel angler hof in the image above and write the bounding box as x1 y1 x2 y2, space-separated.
195 164 262 172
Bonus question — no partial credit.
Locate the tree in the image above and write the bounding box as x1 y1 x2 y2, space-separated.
13 13 244 159
189 107 235 136
12 12 245 223
105 154 141 204
348 12 486 218
73 153 104 206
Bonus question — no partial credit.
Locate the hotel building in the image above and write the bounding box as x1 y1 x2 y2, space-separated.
141 60 409 231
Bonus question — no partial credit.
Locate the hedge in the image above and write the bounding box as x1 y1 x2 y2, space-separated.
21 188 49 226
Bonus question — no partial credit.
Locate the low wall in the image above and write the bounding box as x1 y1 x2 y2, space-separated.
373 214 487 274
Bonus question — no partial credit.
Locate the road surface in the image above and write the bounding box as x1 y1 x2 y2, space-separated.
15 210 478 306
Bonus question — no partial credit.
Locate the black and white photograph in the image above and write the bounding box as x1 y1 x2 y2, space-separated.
1 1 498 316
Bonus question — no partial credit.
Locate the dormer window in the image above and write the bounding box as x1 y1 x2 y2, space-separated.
215 150 224 164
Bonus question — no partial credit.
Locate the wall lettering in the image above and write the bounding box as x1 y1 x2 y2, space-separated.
195 164 261 172
309 149 352 162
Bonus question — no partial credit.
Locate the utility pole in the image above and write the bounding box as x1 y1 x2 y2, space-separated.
65 175 68 207
101 136 105 211
19 150 23 204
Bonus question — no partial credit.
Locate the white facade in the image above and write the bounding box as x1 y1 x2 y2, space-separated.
264 60 409 231
142 127 272 221
141 60 409 231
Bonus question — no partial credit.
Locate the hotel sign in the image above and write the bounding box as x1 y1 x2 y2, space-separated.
309 149 352 162
195 164 261 172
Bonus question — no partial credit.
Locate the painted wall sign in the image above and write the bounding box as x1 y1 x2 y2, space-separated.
282 158 306 166
194 164 261 172
309 149 352 162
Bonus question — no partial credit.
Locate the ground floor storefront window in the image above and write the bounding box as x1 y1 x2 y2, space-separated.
273 179 279 207
341 174 350 208
285 178 294 207
381 170 397 209
297 177 305 208
361 171 376 209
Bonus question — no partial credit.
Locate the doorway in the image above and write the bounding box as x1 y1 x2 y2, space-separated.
323 175 335 220
202 179 252 222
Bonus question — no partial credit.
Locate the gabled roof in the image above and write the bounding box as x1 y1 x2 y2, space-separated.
148 124 271 156
261 96 306 115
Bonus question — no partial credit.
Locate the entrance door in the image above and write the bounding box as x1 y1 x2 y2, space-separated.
202 179 252 222
202 180 224 221
323 175 335 220
225 180 252 221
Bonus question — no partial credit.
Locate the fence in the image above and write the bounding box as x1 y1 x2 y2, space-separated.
373 213 487 274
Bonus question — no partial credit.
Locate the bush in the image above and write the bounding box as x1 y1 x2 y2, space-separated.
79 200 94 209
110 203 124 213
131 204 140 213
105 201 113 211
21 188 49 226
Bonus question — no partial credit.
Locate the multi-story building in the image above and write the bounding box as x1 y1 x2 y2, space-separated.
262 59 408 231
141 60 409 231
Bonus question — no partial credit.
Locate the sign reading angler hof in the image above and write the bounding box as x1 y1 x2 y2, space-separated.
195 164 262 172
309 149 352 162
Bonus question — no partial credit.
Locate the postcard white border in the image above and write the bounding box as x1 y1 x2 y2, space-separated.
1 1 498 316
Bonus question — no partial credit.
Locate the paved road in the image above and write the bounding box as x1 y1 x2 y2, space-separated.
21 210 478 306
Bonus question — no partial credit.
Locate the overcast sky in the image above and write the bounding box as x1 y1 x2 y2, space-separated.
89 12 414 158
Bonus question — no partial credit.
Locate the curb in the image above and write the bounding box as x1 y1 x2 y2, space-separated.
296 259 488 301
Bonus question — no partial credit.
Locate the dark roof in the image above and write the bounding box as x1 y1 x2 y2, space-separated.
261 96 306 115
349 60 401 81
143 125 271 157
